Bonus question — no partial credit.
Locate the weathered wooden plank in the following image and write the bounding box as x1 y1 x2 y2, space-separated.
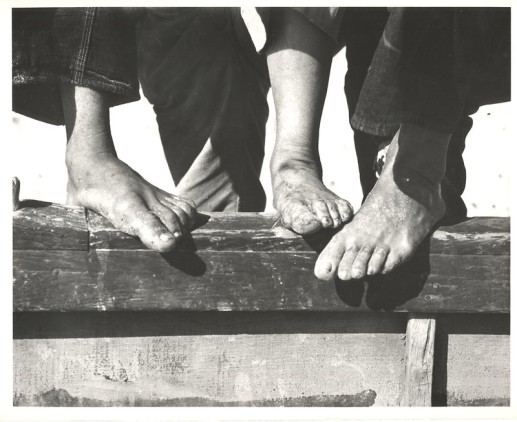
13 250 510 312
88 210 510 256
399 315 436 406
13 202 88 251
13 330 405 406
431 314 510 406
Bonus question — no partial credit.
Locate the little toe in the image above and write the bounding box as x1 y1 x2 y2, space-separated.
367 247 389 275
350 247 374 279
314 233 347 280
382 252 405 274
311 200 333 228
336 200 354 223
337 246 360 280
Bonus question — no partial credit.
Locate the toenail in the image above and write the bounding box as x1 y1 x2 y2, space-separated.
160 233 173 241
338 271 349 280
351 269 363 278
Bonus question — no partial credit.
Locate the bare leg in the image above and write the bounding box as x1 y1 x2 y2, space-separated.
266 9 353 235
315 123 449 280
62 84 196 252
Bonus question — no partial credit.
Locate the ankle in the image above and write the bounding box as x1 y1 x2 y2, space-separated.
66 131 116 167
271 146 321 178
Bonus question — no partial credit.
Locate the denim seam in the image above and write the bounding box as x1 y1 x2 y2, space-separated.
13 71 138 99
73 7 96 85
350 114 400 137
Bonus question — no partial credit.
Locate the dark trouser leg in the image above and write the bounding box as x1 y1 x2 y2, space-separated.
342 8 390 200
343 8 470 218
137 8 269 212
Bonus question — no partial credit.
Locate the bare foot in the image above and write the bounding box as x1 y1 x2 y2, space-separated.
314 124 449 280
66 144 196 252
272 148 353 235
61 84 196 253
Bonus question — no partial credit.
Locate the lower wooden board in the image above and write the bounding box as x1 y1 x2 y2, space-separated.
432 314 510 406
13 313 509 407
14 315 404 406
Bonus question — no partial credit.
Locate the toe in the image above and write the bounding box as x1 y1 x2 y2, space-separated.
151 200 185 238
284 202 322 235
382 239 415 274
137 214 179 252
111 197 178 252
311 200 333 228
336 200 354 223
382 252 405 274
337 246 359 280
314 233 347 280
159 193 197 228
367 247 389 275
350 246 374 279
326 202 342 228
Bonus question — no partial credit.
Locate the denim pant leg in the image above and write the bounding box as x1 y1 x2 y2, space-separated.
137 8 269 212
346 8 470 217
13 8 140 125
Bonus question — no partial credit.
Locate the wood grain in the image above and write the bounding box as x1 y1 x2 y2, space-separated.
13 202 88 251
13 331 405 407
13 250 509 312
399 315 436 406
88 210 510 255
11 205 511 407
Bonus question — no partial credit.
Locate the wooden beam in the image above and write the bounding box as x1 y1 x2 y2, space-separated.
399 314 436 406
13 203 510 313
13 202 88 251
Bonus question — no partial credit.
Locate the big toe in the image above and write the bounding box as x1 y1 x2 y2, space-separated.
282 202 322 235
314 233 347 280
111 198 179 252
